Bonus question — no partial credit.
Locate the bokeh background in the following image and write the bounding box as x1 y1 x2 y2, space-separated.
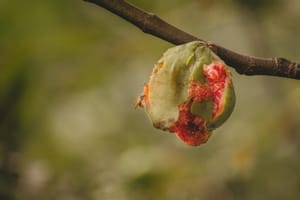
1 0 300 199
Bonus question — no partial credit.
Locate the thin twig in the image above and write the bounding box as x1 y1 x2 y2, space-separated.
83 0 300 80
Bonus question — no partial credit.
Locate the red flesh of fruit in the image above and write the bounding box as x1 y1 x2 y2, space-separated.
169 101 211 146
170 62 229 146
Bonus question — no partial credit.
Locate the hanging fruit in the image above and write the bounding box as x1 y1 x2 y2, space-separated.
136 41 235 146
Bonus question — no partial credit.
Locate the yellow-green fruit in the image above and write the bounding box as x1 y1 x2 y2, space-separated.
137 41 235 146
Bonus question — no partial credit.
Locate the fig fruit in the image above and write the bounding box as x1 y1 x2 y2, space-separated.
136 41 235 146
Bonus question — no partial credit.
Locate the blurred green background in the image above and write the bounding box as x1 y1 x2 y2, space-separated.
1 0 300 199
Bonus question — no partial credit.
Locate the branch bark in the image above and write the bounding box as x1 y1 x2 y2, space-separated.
83 0 300 80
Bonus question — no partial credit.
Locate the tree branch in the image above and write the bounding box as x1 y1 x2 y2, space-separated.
83 0 300 80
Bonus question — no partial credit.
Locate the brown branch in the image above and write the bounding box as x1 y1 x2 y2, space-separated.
83 0 300 80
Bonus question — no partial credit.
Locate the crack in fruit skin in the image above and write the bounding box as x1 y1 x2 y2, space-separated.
190 62 229 117
169 62 229 145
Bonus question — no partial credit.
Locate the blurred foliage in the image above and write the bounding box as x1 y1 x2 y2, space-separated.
0 0 300 200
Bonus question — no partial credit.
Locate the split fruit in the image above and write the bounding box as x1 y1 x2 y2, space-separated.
136 41 235 146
